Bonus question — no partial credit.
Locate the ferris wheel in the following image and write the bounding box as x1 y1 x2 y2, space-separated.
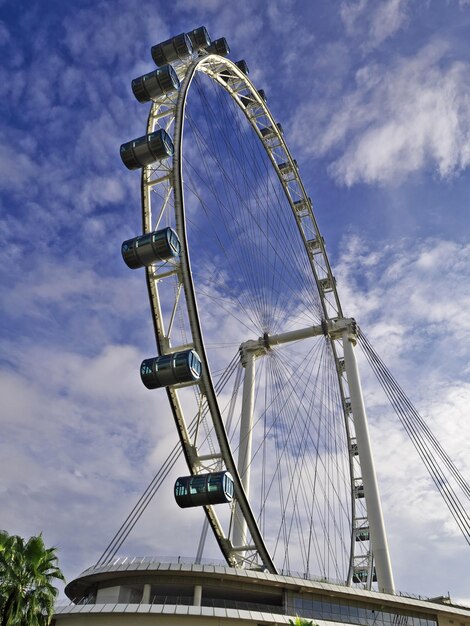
119 27 395 594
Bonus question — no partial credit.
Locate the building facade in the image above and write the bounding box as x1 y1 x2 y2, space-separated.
54 560 470 626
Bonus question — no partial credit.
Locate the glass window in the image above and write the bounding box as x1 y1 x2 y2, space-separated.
224 474 234 497
208 473 224 493
340 603 350 616
290 593 437 626
175 480 188 496
190 476 206 494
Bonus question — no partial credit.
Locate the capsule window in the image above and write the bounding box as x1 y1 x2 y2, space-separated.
175 479 188 497
188 26 211 50
121 227 181 270
190 476 206 494
151 32 193 67
260 123 283 139
120 129 174 170
241 89 266 109
131 65 180 103
174 471 234 508
205 37 230 56
235 59 249 75
189 351 202 377
156 355 173 372
140 349 202 389
220 59 249 84
224 473 234 498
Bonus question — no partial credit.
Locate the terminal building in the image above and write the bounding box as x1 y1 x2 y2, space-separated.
54 558 470 626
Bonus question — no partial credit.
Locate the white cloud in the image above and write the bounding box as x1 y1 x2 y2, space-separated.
340 0 410 49
0 20 9 45
340 0 368 34
368 0 410 48
0 140 39 191
293 40 470 185
336 236 470 356
0 339 184 589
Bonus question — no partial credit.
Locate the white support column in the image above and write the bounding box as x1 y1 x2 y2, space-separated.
193 584 202 607
232 348 257 551
141 583 151 604
342 329 395 594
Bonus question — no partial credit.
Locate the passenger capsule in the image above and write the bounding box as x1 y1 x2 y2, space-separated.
278 160 298 175
187 26 211 51
220 59 249 84
174 471 234 508
205 37 230 56
355 530 370 542
260 123 283 139
140 349 202 389
241 89 266 108
151 33 193 67
121 227 181 270
120 129 174 170
235 59 249 75
131 65 180 103
353 568 377 583
350 442 359 456
354 484 365 498
293 198 312 216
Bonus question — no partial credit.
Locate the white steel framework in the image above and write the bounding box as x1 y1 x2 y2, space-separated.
129 44 394 591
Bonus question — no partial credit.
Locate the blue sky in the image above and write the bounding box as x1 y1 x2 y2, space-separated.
1 0 469 603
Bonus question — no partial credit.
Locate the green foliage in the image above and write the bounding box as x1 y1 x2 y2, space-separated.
288 616 316 626
0 530 65 626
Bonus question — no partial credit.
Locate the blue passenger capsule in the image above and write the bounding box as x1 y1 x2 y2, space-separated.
353 568 377 583
260 123 283 139
120 129 174 170
235 59 249 75
355 530 370 542
278 160 298 175
220 59 249 84
354 484 365 498
121 227 181 270
151 33 193 67
174 471 234 508
241 89 266 108
187 26 211 51
141 349 202 389
205 37 230 56
131 65 180 103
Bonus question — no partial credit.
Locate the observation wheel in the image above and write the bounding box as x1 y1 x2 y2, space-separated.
120 28 394 592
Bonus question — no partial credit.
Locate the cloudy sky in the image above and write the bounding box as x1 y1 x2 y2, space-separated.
1 0 469 605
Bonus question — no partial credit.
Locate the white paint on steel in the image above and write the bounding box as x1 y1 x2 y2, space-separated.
134 49 386 586
342 328 395 594
171 55 277 573
232 348 257 552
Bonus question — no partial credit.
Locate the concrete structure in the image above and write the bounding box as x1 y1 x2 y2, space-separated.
54 559 470 626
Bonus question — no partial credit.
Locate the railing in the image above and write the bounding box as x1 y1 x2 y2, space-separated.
81 554 228 574
78 555 438 604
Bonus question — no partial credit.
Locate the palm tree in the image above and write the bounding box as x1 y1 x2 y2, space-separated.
288 617 316 626
0 530 65 626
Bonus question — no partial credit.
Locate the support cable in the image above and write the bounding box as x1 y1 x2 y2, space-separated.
357 329 470 545
97 353 240 566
